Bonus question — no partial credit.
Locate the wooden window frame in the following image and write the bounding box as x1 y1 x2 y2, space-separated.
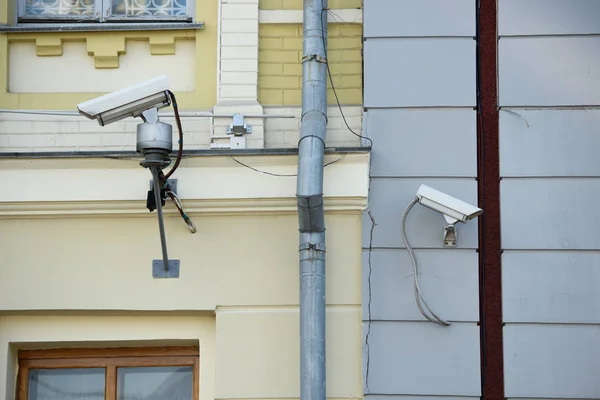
16 346 199 400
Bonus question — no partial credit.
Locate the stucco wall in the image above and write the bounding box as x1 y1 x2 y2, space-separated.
0 153 368 400
362 0 481 398
498 1 600 398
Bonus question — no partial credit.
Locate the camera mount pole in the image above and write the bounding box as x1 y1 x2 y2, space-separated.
138 108 180 279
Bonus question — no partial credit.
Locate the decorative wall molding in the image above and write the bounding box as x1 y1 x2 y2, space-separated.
0 153 370 217
0 197 366 218
35 36 63 56
8 31 195 69
258 9 362 24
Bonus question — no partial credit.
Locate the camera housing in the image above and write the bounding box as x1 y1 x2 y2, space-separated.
77 76 171 126
416 184 482 224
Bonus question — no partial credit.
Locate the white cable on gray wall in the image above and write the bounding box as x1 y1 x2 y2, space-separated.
401 197 451 326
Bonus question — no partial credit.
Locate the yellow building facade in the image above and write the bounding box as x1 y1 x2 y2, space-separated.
0 0 368 399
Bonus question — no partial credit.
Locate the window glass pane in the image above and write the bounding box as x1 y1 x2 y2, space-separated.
111 0 187 17
24 0 95 16
28 368 105 400
117 366 193 400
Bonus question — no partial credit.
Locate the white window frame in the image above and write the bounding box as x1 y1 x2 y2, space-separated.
17 0 195 23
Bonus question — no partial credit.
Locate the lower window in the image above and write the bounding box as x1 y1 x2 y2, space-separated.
17 346 199 400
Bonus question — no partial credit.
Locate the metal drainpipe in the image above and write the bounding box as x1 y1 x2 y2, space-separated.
297 1 328 400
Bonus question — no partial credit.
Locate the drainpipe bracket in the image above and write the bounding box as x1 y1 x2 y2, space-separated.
299 242 326 252
302 54 327 64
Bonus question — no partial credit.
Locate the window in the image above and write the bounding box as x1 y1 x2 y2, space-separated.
16 346 199 400
18 0 193 23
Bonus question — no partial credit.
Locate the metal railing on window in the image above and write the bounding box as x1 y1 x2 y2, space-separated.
19 0 193 22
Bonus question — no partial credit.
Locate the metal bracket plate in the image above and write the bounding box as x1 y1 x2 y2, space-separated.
152 259 181 278
226 113 252 135
149 178 177 194
443 224 457 248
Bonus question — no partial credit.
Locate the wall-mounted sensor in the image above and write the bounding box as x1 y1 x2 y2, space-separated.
402 185 483 326
416 184 482 224
416 184 482 247
77 76 184 279
77 76 171 127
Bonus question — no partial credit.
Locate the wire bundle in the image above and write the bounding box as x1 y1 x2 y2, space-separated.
157 90 196 234
401 197 451 326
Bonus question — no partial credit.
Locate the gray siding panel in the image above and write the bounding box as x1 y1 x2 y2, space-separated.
503 251 600 323
364 322 481 396
364 0 475 38
500 109 600 177
498 37 600 106
362 249 479 322
362 3 481 398
364 39 476 108
367 109 477 178
501 178 600 250
498 0 600 36
366 397 477 400
363 178 479 249
504 325 600 398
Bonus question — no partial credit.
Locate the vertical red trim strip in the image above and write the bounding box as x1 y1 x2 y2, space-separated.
478 0 504 399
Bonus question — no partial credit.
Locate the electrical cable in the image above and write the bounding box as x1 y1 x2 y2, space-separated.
228 154 345 177
150 90 196 234
166 190 197 234
401 197 451 326
319 4 373 148
164 90 184 180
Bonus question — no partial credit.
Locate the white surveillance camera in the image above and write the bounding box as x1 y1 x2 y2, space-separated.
77 76 171 126
403 186 483 327
416 184 482 225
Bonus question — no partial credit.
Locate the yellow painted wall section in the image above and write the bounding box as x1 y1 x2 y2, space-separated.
259 0 363 9
0 0 217 110
258 24 363 106
0 213 361 311
0 212 363 400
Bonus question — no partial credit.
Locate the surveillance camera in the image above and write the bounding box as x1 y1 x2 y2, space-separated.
416 184 482 224
77 76 171 126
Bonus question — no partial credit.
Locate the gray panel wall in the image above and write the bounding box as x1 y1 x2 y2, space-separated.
362 1 480 398
498 0 600 398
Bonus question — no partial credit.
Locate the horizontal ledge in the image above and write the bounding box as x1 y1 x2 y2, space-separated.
0 109 296 118
363 247 479 251
498 105 600 109
499 33 600 38
0 197 367 218
363 320 479 326
0 147 371 159
364 35 475 40
502 249 600 252
364 319 479 324
500 176 600 179
259 9 362 24
0 152 370 213
364 395 480 399
0 22 203 33
503 321 600 326
0 309 214 316
370 175 477 179
217 305 360 313
365 106 477 111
